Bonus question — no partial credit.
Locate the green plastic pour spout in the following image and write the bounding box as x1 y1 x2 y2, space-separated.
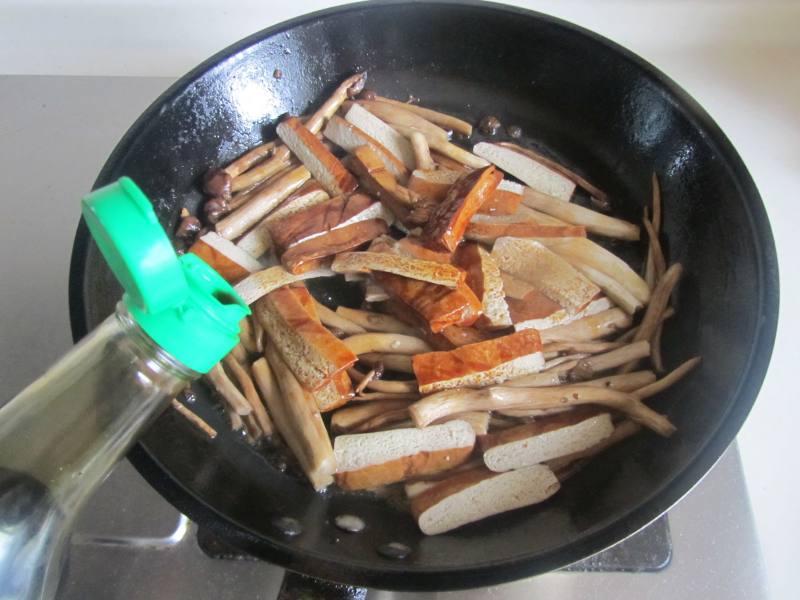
0 177 249 600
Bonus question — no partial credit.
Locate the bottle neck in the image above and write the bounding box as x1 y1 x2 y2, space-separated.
114 302 199 384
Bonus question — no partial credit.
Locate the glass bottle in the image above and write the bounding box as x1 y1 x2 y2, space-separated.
0 178 248 600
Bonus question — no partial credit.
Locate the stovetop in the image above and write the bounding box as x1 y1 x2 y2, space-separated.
0 75 770 600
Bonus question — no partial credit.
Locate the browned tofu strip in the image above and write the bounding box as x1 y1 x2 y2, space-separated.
479 184 524 215
492 238 601 315
480 410 614 471
375 273 483 333
188 231 262 285
479 407 605 453
464 221 587 244
422 166 503 252
347 145 433 226
276 116 358 196
323 115 410 181
407 168 461 201
452 242 511 329
438 325 498 347
409 464 560 535
280 219 389 274
234 182 330 259
332 251 466 288
268 193 378 254
497 142 608 202
233 264 336 306
412 329 544 393
254 287 358 391
287 286 354 411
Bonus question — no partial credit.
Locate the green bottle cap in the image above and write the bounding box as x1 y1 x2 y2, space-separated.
82 177 250 373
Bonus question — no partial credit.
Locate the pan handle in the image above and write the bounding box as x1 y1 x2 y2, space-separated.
277 570 368 600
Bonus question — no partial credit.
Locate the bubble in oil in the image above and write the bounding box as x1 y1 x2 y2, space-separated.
271 516 302 537
377 542 410 560
334 514 365 533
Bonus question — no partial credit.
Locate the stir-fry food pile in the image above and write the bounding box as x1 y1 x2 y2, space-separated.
173 73 700 535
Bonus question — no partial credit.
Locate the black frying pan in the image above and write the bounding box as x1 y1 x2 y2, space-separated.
68 0 779 596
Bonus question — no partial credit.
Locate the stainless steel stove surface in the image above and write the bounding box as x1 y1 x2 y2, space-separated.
0 76 769 600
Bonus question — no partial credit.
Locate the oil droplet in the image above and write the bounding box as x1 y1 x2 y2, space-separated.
507 125 523 139
335 514 365 533
272 516 302 537
377 542 411 559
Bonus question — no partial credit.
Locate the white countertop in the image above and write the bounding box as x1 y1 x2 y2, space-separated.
1 2 798 597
